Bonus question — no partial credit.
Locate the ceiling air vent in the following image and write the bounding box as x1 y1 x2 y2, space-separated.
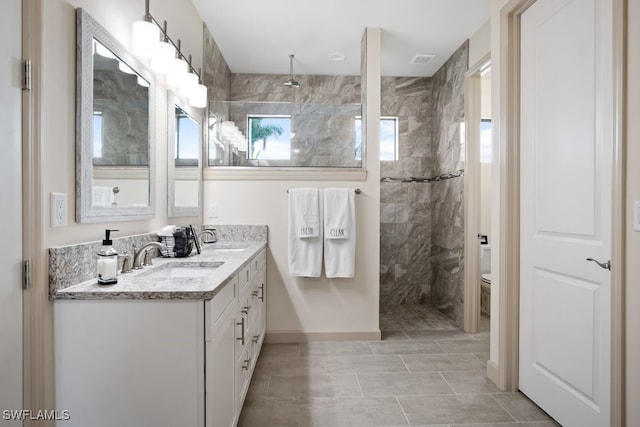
410 54 436 65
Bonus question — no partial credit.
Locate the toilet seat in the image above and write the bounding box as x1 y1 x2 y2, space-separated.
481 273 492 285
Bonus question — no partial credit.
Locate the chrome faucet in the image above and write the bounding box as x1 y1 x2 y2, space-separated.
198 229 217 245
132 241 167 269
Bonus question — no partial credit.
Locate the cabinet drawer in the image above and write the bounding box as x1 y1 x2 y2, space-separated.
249 249 266 279
204 275 237 341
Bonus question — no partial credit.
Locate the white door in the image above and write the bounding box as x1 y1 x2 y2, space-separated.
0 0 24 421
519 0 612 426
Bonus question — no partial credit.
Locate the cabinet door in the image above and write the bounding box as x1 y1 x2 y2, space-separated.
206 314 235 427
235 344 252 415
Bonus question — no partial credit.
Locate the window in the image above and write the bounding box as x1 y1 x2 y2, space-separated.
93 112 103 158
247 115 292 160
175 109 199 166
355 117 398 161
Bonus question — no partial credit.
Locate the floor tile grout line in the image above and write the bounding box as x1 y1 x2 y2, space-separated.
394 395 412 426
354 373 364 397
489 393 519 423
438 371 458 395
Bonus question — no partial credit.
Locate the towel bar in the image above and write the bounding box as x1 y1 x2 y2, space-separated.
287 188 361 194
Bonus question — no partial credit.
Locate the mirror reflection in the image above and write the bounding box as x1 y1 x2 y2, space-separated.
92 39 150 207
168 94 202 217
208 101 363 168
76 8 155 223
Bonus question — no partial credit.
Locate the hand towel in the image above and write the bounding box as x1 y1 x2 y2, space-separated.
323 188 356 278
288 188 323 277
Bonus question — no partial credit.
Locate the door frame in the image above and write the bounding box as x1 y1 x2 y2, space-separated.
497 0 625 425
463 53 491 334
22 0 49 420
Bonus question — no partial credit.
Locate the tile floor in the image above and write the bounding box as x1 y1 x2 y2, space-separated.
239 305 558 427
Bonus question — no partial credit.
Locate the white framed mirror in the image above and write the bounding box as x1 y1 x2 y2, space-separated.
76 8 156 223
167 91 202 217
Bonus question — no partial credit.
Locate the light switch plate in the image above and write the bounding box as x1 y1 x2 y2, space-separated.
635 200 640 231
207 202 218 218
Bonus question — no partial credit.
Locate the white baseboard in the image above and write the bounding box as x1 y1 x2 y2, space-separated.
486 359 502 389
265 330 381 343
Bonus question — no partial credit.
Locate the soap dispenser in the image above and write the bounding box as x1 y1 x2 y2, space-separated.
97 229 119 285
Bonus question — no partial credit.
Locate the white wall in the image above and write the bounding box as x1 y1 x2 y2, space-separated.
38 0 205 412
469 20 491 68
42 0 204 251
626 0 640 423
203 29 382 341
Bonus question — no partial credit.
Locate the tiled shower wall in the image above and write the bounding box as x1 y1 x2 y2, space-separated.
429 41 469 326
379 41 468 327
380 77 434 305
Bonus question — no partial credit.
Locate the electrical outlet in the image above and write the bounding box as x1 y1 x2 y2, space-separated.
207 202 218 218
51 192 68 227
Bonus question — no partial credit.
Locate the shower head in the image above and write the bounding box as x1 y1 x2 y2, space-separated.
284 54 300 88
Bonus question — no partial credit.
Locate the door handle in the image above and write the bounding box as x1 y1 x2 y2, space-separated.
586 258 611 271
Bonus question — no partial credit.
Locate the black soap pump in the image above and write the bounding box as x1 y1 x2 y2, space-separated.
97 229 119 285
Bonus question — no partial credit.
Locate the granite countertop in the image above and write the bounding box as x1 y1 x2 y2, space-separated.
51 241 267 300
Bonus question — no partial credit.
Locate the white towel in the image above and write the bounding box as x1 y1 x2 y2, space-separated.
288 188 323 277
323 188 356 278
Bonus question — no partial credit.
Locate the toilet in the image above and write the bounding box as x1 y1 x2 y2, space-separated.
480 245 491 316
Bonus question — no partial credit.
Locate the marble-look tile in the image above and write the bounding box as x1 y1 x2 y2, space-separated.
491 393 554 422
368 340 444 355
380 330 410 340
380 306 460 332
437 339 490 354
259 343 300 358
302 396 409 427
238 398 305 427
381 182 409 203
245 376 270 399
403 329 471 340
253 356 327 379
441 370 502 394
300 341 373 357
398 394 514 425
450 423 559 427
358 372 453 397
401 354 486 372
474 353 490 364
325 355 408 374
267 374 361 398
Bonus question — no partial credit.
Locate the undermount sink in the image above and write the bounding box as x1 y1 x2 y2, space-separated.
208 243 249 252
141 261 224 279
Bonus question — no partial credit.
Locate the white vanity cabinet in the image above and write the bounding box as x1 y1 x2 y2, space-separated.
54 247 267 427
54 299 205 427
205 247 267 427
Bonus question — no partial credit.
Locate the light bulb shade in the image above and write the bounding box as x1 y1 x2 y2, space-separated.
95 41 117 59
137 76 150 87
189 83 207 108
132 20 159 59
166 57 188 87
179 71 198 98
150 40 175 75
118 61 136 75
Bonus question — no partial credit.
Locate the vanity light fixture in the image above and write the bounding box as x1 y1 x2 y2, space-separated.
283 54 300 88
131 0 207 108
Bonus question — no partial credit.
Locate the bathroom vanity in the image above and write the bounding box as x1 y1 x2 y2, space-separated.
51 235 267 427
